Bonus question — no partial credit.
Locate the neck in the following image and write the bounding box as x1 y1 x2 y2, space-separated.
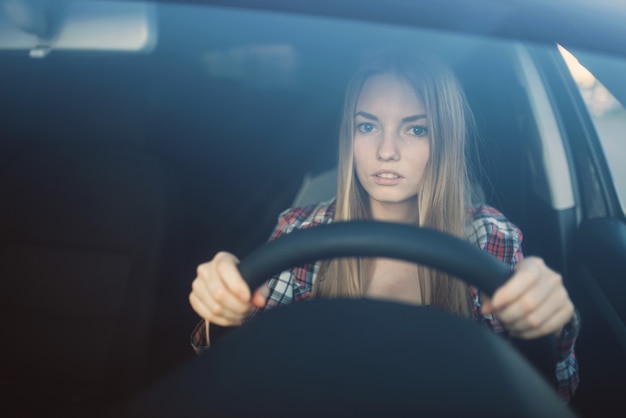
369 200 418 224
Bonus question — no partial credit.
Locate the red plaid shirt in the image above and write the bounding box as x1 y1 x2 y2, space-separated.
192 199 580 401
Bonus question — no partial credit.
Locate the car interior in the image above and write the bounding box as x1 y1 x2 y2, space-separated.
0 1 625 417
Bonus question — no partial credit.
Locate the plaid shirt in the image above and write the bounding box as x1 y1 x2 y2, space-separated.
192 198 580 401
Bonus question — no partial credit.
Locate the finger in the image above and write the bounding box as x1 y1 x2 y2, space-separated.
189 291 242 325
189 292 243 327
188 291 213 320
213 252 251 302
511 300 574 339
491 258 544 310
190 275 214 315
192 268 249 316
504 285 569 336
209 273 252 316
201 269 251 320
190 272 248 323
203 288 248 323
251 285 270 308
493 270 560 326
480 294 494 315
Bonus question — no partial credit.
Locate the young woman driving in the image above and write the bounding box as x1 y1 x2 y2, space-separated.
188 53 580 401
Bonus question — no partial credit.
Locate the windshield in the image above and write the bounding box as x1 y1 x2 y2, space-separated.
2 1 541 254
2 1 625 417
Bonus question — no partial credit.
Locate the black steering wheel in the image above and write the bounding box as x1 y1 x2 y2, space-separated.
239 220 514 295
121 222 572 418
233 221 557 379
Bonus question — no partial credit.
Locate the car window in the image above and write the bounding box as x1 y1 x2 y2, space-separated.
558 46 626 215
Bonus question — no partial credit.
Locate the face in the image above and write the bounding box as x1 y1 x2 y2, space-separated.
353 73 430 221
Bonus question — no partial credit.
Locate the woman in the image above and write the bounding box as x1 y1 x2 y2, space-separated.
188 53 580 401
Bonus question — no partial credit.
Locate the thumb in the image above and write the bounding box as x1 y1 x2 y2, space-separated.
481 294 494 315
251 286 270 308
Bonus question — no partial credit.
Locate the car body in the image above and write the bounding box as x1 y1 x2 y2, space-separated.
0 0 625 416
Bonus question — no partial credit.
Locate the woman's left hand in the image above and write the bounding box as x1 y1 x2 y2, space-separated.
481 256 575 339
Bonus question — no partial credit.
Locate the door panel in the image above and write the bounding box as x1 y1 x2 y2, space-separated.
569 218 626 417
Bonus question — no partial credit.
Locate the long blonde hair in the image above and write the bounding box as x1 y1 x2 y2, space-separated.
313 52 474 317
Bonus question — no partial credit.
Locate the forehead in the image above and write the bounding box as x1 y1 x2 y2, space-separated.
356 73 425 113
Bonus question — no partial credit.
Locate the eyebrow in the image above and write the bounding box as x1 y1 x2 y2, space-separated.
355 111 427 123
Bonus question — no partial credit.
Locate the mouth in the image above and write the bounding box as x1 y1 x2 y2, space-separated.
373 170 403 179
371 170 403 185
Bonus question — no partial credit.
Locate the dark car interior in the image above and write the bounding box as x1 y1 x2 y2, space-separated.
1 1 625 417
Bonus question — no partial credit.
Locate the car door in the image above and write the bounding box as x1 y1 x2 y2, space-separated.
534 44 626 418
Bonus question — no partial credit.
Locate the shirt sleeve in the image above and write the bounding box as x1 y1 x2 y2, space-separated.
190 319 210 355
469 205 580 402
555 309 581 401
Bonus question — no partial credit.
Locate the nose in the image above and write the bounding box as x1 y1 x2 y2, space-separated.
377 130 400 161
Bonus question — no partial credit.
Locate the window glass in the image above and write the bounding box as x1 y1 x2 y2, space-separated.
559 46 626 214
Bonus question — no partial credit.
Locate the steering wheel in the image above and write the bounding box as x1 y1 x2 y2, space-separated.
121 222 572 418
234 221 557 379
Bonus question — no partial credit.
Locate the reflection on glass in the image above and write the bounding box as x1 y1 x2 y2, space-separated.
559 45 626 213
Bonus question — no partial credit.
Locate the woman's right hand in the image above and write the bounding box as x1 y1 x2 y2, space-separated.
189 251 269 327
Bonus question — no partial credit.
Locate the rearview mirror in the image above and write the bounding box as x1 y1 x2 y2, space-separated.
0 0 157 57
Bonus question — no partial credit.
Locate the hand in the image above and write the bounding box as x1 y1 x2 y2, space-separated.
189 251 269 327
481 257 574 339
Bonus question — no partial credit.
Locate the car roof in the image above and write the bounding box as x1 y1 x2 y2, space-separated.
138 0 626 57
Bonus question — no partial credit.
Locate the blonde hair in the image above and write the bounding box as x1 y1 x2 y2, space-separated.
313 52 474 317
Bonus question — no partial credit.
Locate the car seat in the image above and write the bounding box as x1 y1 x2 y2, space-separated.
0 141 190 416
0 58 192 415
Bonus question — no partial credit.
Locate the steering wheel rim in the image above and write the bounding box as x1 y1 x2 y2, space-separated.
238 220 511 296
229 221 557 384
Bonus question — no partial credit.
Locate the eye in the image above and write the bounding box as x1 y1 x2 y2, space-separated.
407 125 428 137
356 122 376 134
